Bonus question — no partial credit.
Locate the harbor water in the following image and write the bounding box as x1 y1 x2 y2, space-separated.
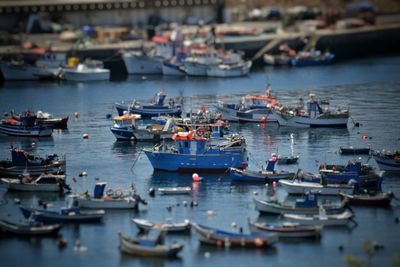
0 55 400 267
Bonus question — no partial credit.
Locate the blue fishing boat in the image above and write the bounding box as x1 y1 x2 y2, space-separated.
115 91 182 118
0 147 66 178
319 160 382 189
291 50 334 66
143 131 248 172
0 112 53 137
229 157 295 183
20 195 104 223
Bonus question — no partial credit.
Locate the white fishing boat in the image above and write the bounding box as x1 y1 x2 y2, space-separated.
253 192 347 215
1 173 68 192
274 94 349 127
63 64 110 81
183 48 220 76
206 61 252 78
132 218 191 232
284 209 354 226
123 51 163 74
215 84 282 123
248 220 322 238
279 179 354 195
78 183 143 209
158 187 192 195
0 52 65 81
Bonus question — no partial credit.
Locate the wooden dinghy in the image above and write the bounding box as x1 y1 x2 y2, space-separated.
248 220 322 238
191 222 278 248
132 218 191 233
339 192 395 207
283 210 355 226
118 231 183 257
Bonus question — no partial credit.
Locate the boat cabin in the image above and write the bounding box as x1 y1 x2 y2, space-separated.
172 132 207 154
113 114 141 129
94 182 107 198
294 192 319 208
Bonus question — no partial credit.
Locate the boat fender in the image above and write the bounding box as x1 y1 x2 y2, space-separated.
254 238 264 247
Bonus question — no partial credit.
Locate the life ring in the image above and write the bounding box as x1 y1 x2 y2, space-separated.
197 128 205 137
114 189 123 197
106 189 113 196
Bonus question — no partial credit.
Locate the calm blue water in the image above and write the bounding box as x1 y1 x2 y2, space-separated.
0 56 400 267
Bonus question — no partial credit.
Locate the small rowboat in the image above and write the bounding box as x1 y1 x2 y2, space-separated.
279 179 354 196
1 174 69 192
284 210 355 226
339 192 394 207
191 222 278 248
248 220 322 238
277 156 299 165
339 147 370 155
118 231 183 257
158 187 192 195
0 219 62 236
228 167 295 183
20 207 104 224
132 218 191 233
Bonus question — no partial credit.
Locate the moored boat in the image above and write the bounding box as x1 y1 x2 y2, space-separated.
279 179 354 196
253 191 347 215
1 173 69 192
0 147 65 178
191 222 278 248
0 219 62 236
206 61 252 78
339 147 371 155
274 94 349 128
78 182 145 209
248 220 322 238
339 192 395 207
372 150 400 172
0 114 53 137
20 195 104 223
143 131 247 172
291 50 334 66
132 218 191 233
115 91 182 118
277 155 299 165
63 63 110 81
229 157 295 183
215 84 281 123
283 209 354 226
118 231 183 257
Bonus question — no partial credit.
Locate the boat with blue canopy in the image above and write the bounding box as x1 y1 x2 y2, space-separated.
115 91 182 118
143 130 248 172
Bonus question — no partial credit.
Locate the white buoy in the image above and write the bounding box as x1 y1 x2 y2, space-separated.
204 252 211 258
231 222 237 228
74 112 79 118
83 133 89 139
14 198 21 204
31 142 36 147
253 191 258 196
182 200 188 207
207 210 216 217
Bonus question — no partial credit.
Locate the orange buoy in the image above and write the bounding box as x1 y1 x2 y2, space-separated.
192 173 200 182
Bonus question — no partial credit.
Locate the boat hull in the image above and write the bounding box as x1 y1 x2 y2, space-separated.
119 232 183 257
248 221 322 238
143 149 247 173
36 116 69 129
132 218 191 232
162 61 186 76
123 54 162 74
279 179 354 195
0 62 57 80
215 102 280 123
115 103 181 118
277 114 349 128
206 61 252 78
373 154 400 171
339 193 393 207
78 197 138 209
284 211 353 226
184 62 208 76
0 162 66 178
63 69 110 81
0 124 53 137
0 219 62 236
20 207 104 223
1 178 63 192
